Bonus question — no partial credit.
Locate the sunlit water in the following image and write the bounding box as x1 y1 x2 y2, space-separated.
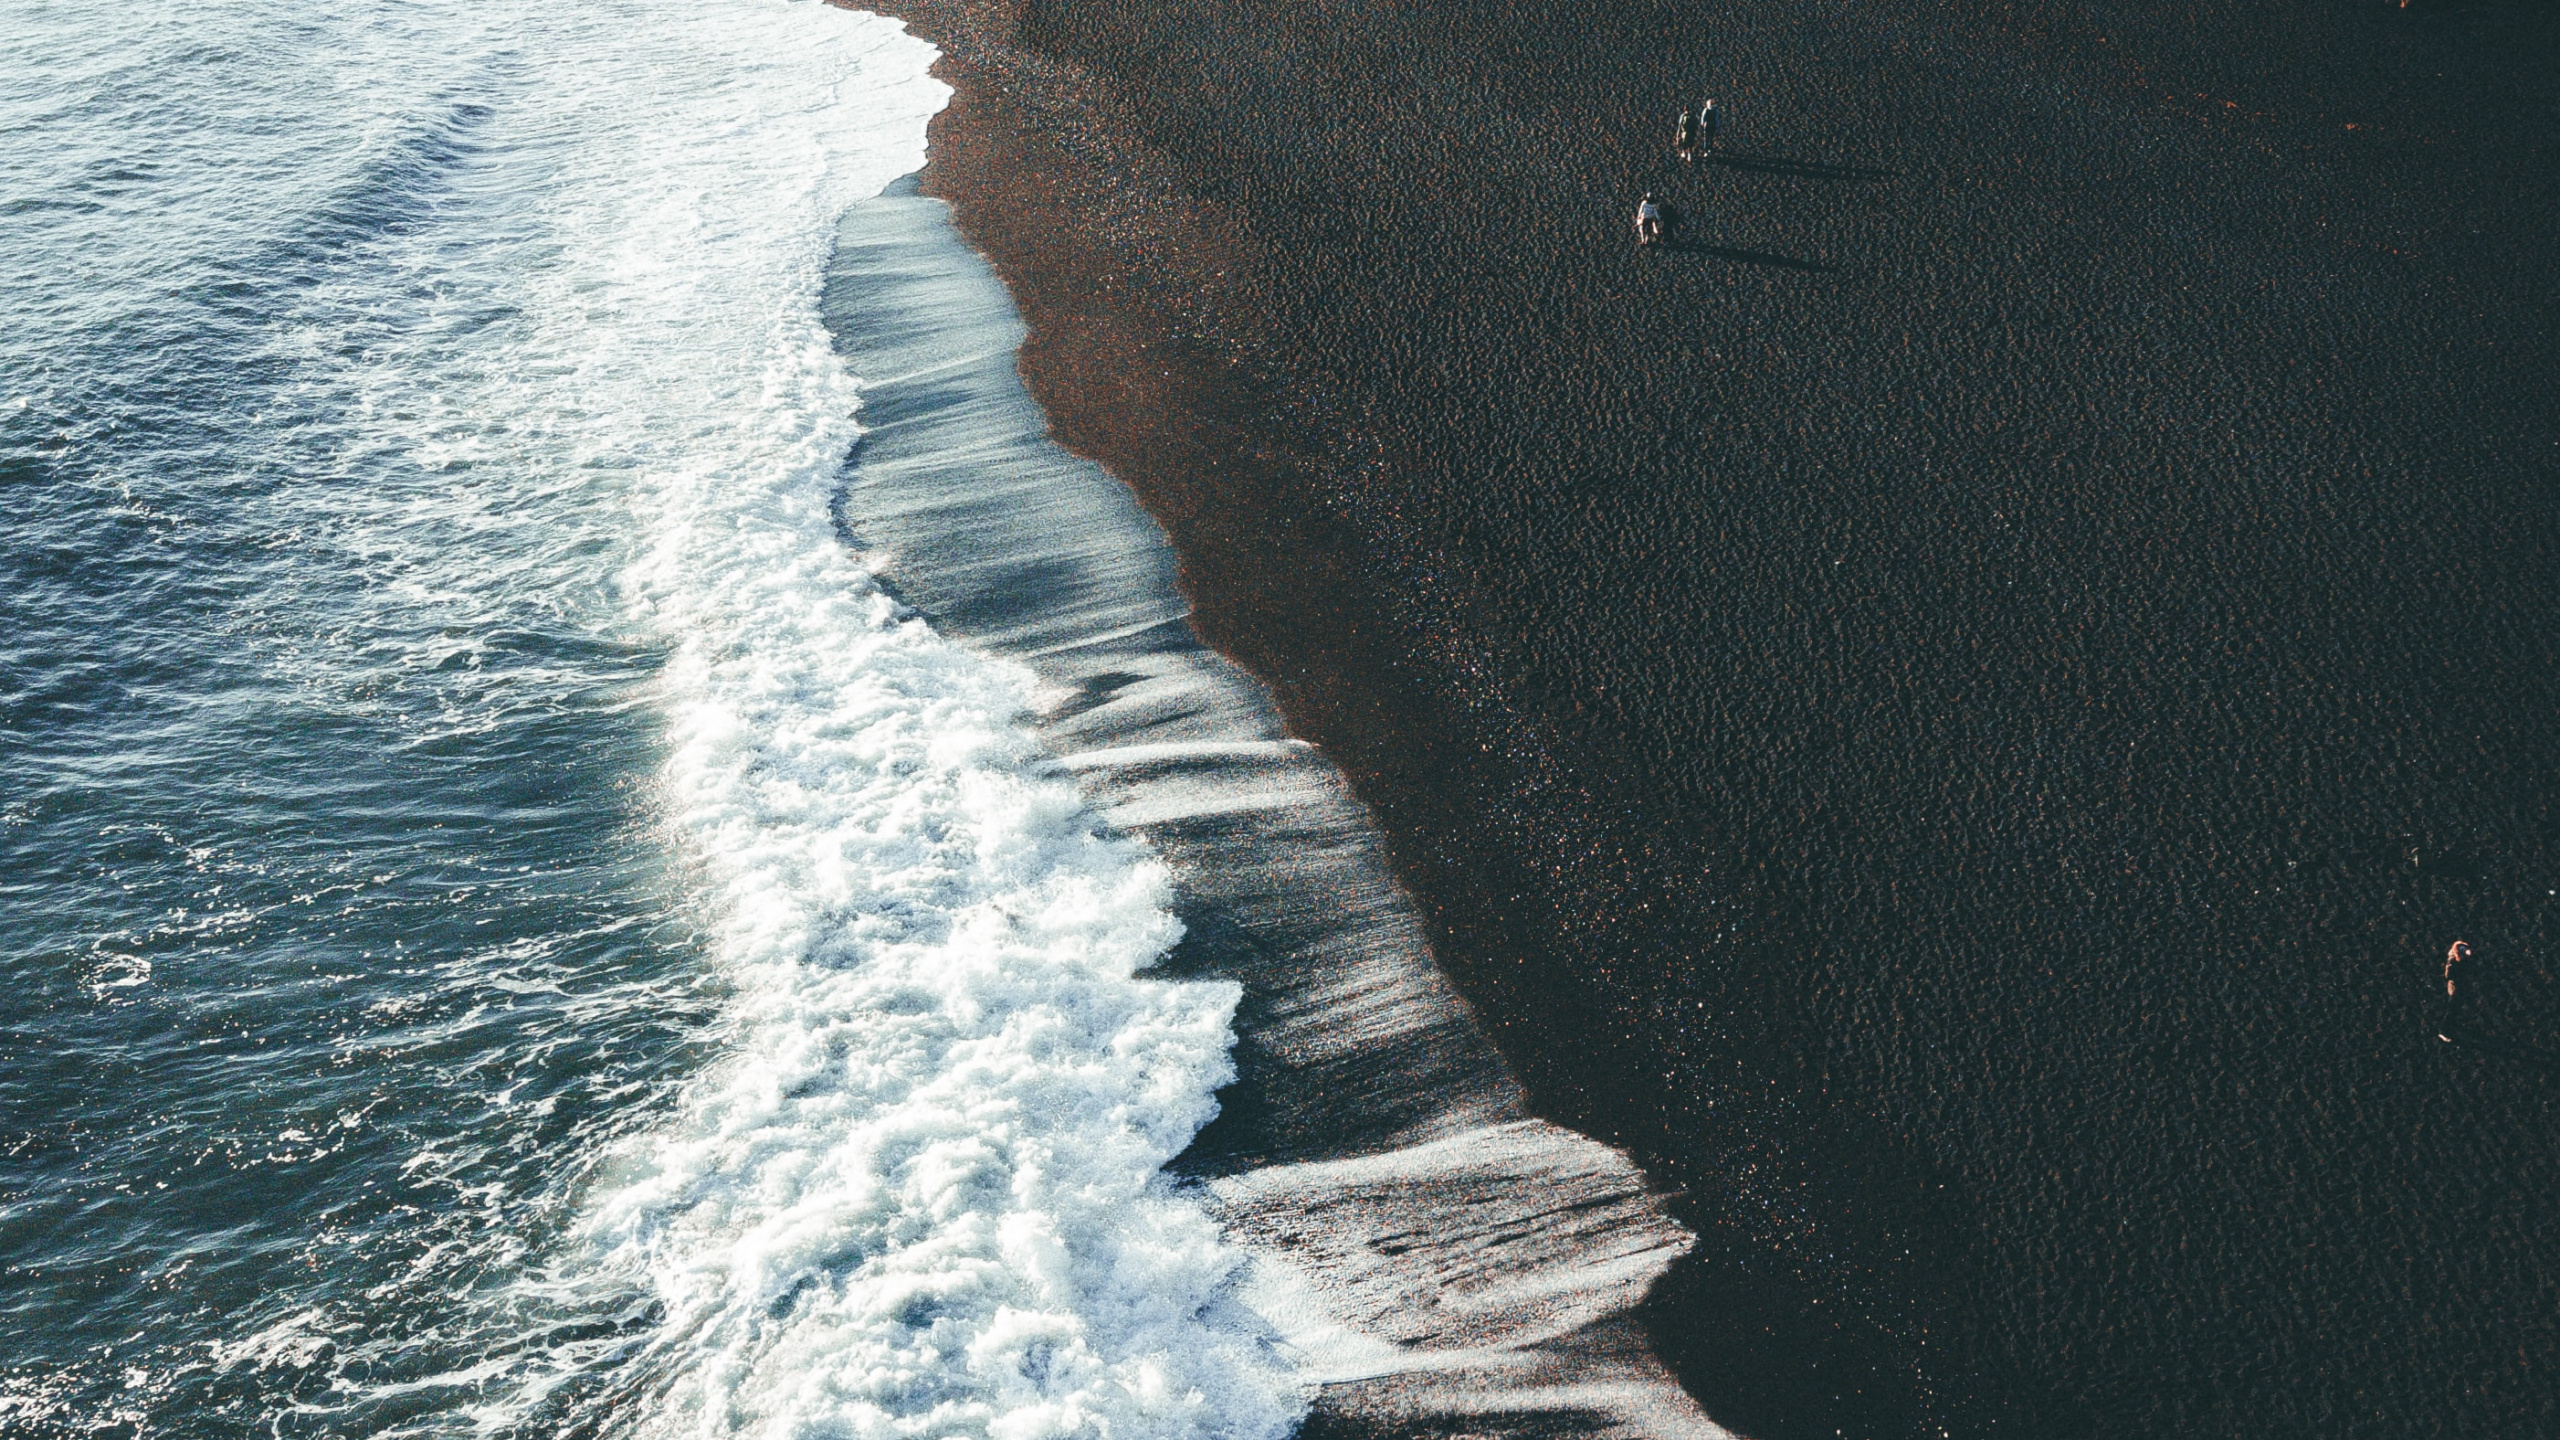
0 3 1300 1435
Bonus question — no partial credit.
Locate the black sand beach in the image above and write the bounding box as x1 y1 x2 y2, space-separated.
864 0 2560 1434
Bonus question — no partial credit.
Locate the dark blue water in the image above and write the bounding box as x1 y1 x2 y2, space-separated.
0 4 1301 1434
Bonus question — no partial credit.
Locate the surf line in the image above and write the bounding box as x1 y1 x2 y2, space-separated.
825 172 1728 1440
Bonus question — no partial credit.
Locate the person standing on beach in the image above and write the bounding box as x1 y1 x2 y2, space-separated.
1675 107 1699 162
1698 97 1721 153
2439 938 2474 1042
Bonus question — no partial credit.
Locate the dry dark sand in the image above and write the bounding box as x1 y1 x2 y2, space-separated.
857 0 2560 1435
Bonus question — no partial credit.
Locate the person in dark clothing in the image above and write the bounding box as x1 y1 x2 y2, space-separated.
1675 107 1699 162
2437 938 2475 1042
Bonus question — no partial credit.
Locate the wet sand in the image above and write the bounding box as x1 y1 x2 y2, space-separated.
860 0 2560 1435
825 177 1721 1440
829 179 1730 1434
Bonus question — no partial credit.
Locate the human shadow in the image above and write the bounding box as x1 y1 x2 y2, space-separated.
1710 151 1897 182
1671 239 1837 273
2437 1016 2560 1075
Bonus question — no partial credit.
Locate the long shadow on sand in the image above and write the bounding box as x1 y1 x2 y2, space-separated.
1708 150 1897 182
1667 239 1837 273
2437 1019 2560 1076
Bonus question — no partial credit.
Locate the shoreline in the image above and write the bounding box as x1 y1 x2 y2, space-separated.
823 174 1723 1439
852 1 1999 1433
849 6 1951 1433
848 0 2560 1435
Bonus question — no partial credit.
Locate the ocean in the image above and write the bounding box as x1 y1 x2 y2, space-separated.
0 3 1295 1433
0 4 1715 1437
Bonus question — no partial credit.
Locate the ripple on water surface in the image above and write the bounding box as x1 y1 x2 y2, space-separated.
0 3 1300 1437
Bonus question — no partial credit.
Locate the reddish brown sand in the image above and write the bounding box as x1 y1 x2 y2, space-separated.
853 0 2560 1436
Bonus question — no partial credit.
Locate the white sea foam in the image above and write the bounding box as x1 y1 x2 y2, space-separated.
510 6 1302 1438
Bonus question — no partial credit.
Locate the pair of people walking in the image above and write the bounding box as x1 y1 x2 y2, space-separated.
1675 98 1720 162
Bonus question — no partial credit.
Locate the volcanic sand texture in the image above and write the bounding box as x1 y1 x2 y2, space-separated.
877 0 2560 1435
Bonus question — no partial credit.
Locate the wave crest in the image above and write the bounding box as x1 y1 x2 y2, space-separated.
572 7 1303 1437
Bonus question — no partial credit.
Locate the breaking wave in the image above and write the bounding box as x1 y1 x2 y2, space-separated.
551 5 1304 1437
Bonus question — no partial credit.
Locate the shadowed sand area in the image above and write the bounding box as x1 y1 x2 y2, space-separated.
851 0 2560 1435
